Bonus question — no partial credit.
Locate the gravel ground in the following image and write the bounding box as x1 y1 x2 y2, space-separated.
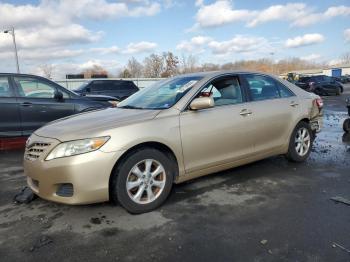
0 84 350 262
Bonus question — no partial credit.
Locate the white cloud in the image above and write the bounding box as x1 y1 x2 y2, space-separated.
344 29 350 42
192 1 350 28
208 35 269 54
38 60 123 79
324 5 350 17
195 0 204 7
195 1 254 27
122 41 158 54
301 54 322 61
247 3 308 27
0 0 164 74
285 34 325 48
177 34 271 57
90 46 120 55
176 35 212 52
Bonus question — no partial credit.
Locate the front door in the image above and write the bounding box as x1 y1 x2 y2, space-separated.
14 76 75 136
179 75 254 174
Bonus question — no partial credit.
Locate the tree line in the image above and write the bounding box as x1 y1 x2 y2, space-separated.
94 51 350 78
39 52 350 79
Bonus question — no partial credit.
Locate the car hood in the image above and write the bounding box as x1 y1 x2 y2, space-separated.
34 108 160 141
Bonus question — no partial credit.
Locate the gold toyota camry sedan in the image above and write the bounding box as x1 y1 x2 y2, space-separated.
24 71 323 213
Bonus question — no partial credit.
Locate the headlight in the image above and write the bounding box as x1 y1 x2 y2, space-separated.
45 136 110 161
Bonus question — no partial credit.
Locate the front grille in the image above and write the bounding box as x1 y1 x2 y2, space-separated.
56 183 74 197
25 142 51 161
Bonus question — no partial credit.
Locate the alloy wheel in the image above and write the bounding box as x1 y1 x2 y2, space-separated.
295 127 311 157
126 159 166 204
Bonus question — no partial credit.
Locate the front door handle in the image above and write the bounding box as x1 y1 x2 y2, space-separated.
290 101 299 107
240 109 252 116
20 102 33 107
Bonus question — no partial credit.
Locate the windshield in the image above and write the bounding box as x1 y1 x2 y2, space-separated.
117 76 203 109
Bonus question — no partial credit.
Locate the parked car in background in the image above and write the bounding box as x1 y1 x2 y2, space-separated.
24 71 323 213
339 75 350 83
295 75 343 95
74 80 139 100
0 73 118 137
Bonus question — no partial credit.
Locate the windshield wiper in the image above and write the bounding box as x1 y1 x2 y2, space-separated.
118 105 144 109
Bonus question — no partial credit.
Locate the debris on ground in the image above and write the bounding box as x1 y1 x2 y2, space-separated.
260 239 268 245
90 217 102 224
14 186 37 204
30 235 53 252
330 196 350 206
332 242 350 253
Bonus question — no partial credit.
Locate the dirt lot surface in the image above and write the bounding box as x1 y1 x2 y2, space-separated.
1 84 350 262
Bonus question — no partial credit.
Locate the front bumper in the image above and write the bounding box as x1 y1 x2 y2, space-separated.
24 133 124 205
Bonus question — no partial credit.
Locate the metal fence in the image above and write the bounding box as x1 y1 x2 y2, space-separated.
54 78 163 90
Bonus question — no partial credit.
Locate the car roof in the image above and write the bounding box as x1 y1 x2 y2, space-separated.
172 70 281 80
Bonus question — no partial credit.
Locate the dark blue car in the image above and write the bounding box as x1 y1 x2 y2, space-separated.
0 73 118 137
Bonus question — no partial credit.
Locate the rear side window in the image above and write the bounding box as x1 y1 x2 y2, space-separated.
276 82 295 98
244 74 280 101
90 81 107 91
0 77 11 97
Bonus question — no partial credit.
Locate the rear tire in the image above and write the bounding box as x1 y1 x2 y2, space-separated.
343 119 350 133
110 148 175 214
286 121 313 162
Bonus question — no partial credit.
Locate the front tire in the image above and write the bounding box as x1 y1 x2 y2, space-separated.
286 121 313 162
110 148 175 214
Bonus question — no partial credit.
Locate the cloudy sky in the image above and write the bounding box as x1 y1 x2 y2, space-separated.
0 0 349 78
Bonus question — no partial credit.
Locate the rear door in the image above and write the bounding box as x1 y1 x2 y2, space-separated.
14 76 75 136
241 74 300 155
0 76 21 137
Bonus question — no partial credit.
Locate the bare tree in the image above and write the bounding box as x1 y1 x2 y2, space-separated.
127 57 143 78
38 64 55 79
340 52 350 64
180 54 198 73
119 68 132 78
143 53 164 78
161 52 179 77
81 64 108 78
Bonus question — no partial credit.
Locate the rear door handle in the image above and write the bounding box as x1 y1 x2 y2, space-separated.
240 109 252 116
20 102 33 107
290 101 299 107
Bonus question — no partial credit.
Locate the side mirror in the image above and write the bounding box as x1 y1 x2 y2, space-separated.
189 97 214 110
54 91 64 101
86 87 91 93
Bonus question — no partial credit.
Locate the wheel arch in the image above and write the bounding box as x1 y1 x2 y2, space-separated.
108 141 180 200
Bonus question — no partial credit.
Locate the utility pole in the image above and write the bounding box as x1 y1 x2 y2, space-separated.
4 27 20 73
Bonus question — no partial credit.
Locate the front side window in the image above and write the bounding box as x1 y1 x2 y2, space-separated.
198 77 243 106
245 74 280 101
15 77 56 98
118 76 203 109
0 77 11 97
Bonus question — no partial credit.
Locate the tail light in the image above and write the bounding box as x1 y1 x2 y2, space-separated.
315 98 323 109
